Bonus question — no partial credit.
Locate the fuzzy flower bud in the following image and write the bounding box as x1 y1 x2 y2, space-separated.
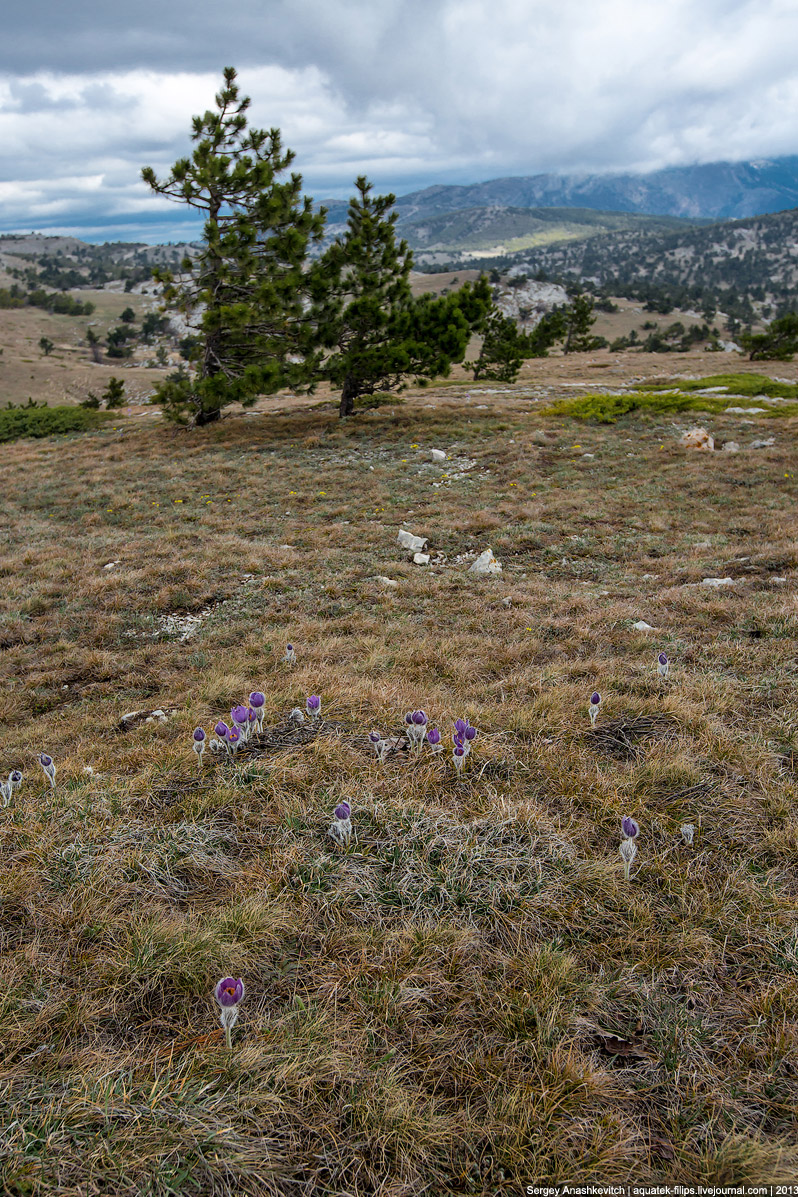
658 652 669 679
306 695 321 719
192 727 206 767
283 644 296 665
427 727 442 753
680 822 695 846
621 815 639 840
589 692 601 726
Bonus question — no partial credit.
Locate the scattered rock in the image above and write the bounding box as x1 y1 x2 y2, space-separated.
429 448 447 461
581 452 595 459
501 596 512 608
725 406 766 414
632 620 656 631
680 427 714 451
119 706 179 731
722 442 740 453
397 529 428 553
641 573 659 580
750 437 776 449
702 577 734 588
375 575 399 588
771 577 787 585
103 561 119 570
469 548 502 576
413 552 430 566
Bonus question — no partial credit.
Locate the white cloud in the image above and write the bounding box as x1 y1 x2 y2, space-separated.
1 0 798 237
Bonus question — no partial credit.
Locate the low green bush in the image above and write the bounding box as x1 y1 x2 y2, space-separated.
0 404 114 443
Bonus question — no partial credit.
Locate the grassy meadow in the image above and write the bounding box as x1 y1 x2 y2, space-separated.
1 366 797 1194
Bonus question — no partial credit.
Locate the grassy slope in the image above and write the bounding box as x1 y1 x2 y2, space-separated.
1 382 797 1194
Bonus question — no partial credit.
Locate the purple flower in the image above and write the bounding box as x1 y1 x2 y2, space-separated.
193 728 206 743
214 976 246 1049
247 707 257 725
369 730 381 744
215 977 245 1008
227 727 241 754
621 815 640 840
427 727 441 746
589 692 601 726
306 695 321 717
453 744 467 776
334 801 351 821
249 692 265 710
464 725 477 742
452 732 465 748
283 644 296 664
591 692 601 706
9 770 22 789
39 753 56 788
231 705 249 729
215 720 229 739
404 712 414 726
454 718 467 735
412 710 428 726
657 652 669 679
192 727 206 767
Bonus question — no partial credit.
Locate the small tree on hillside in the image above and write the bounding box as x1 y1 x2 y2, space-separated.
142 67 325 424
740 312 798 360
561 293 602 353
311 177 491 417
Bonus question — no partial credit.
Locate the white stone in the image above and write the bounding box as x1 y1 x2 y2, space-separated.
413 552 430 566
430 448 447 461
376 575 399 588
680 427 714 451
469 548 502 576
397 529 428 553
771 577 787 585
641 573 659 580
581 452 595 459
103 561 118 570
702 577 734 588
750 437 776 449
632 620 656 631
722 442 740 453
725 406 766 414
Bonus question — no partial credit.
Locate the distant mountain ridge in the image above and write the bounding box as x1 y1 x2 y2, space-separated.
322 156 798 228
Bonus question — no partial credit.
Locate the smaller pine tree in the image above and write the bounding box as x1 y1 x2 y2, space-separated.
102 377 126 408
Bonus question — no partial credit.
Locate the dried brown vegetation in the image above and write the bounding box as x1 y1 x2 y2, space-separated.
1 355 797 1194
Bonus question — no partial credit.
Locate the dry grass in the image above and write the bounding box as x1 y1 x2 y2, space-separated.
1 355 797 1194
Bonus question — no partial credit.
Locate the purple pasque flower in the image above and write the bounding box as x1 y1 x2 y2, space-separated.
657 652 669 679
249 691 266 731
226 726 241 755
214 976 246 1049
369 729 387 762
39 753 56 789
621 815 639 840
407 709 429 753
619 837 637 881
453 744 467 776
231 705 249 738
330 799 352 847
283 644 296 665
192 727 206 767
589 691 601 726
412 710 428 727
306 695 321 719
215 720 230 740
464 725 477 743
454 718 468 736
427 726 442 753
404 711 414 726
9 770 22 791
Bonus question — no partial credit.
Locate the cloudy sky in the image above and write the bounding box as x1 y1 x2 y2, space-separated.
2 0 798 242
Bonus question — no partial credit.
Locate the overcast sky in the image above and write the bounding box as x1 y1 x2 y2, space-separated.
2 0 798 242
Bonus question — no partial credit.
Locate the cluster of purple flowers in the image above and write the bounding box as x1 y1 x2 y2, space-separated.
191 691 267 764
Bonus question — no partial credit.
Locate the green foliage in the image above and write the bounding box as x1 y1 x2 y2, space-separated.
141 312 170 341
543 387 798 423
644 372 798 400
120 307 136 323
0 286 25 309
102 377 126 409
38 336 54 356
0 405 112 443
468 309 530 382
142 66 325 425
106 325 136 358
740 312 798 360
26 289 95 316
562 293 603 353
311 178 491 417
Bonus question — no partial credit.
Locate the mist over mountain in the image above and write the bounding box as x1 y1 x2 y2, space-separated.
322 156 798 229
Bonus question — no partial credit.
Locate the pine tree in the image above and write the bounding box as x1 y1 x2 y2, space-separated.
142 67 325 425
311 178 491 417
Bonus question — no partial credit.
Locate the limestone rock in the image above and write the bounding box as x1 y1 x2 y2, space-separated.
469 548 502 576
722 442 740 453
702 577 734 588
430 448 447 461
397 529 428 553
680 427 714 451
413 552 430 566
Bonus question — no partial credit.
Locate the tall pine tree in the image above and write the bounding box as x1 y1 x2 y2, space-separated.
311 177 491 417
142 68 325 424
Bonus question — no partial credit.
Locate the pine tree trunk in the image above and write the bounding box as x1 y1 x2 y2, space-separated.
339 375 356 418
194 407 221 426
